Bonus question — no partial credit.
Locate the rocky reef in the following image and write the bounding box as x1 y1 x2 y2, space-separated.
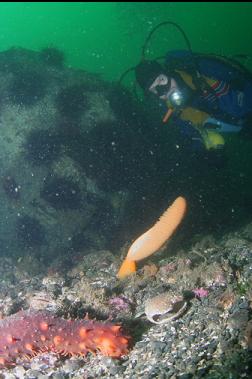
0 47 153 262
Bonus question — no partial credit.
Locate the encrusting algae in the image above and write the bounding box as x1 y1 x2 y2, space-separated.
117 196 187 279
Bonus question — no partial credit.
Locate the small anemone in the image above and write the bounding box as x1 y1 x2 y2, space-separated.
16 215 45 248
9 70 47 106
56 85 88 120
40 176 82 210
24 129 61 166
39 47 65 68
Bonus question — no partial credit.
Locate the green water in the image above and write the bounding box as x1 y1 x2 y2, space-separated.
1 2 252 82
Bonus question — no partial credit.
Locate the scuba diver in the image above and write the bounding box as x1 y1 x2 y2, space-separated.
135 51 252 153
124 22 252 156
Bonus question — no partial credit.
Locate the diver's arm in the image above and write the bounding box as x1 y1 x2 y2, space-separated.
180 107 210 126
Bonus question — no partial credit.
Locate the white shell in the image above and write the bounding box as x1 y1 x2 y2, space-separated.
145 292 187 324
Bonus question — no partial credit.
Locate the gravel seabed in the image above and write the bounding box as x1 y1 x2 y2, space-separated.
0 224 252 379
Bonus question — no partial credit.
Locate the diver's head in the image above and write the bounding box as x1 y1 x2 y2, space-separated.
135 60 184 108
149 75 184 108
135 60 165 92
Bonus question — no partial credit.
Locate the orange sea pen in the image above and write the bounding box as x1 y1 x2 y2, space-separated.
117 196 187 279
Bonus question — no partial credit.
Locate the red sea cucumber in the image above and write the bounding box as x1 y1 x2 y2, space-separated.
0 310 130 367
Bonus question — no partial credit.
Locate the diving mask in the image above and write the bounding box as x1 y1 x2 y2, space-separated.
149 75 186 123
149 74 171 97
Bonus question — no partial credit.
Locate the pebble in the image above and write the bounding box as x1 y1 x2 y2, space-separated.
178 374 193 379
25 370 42 379
3 374 16 379
50 373 68 379
12 366 26 379
62 359 82 373
239 300 249 309
150 341 167 353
